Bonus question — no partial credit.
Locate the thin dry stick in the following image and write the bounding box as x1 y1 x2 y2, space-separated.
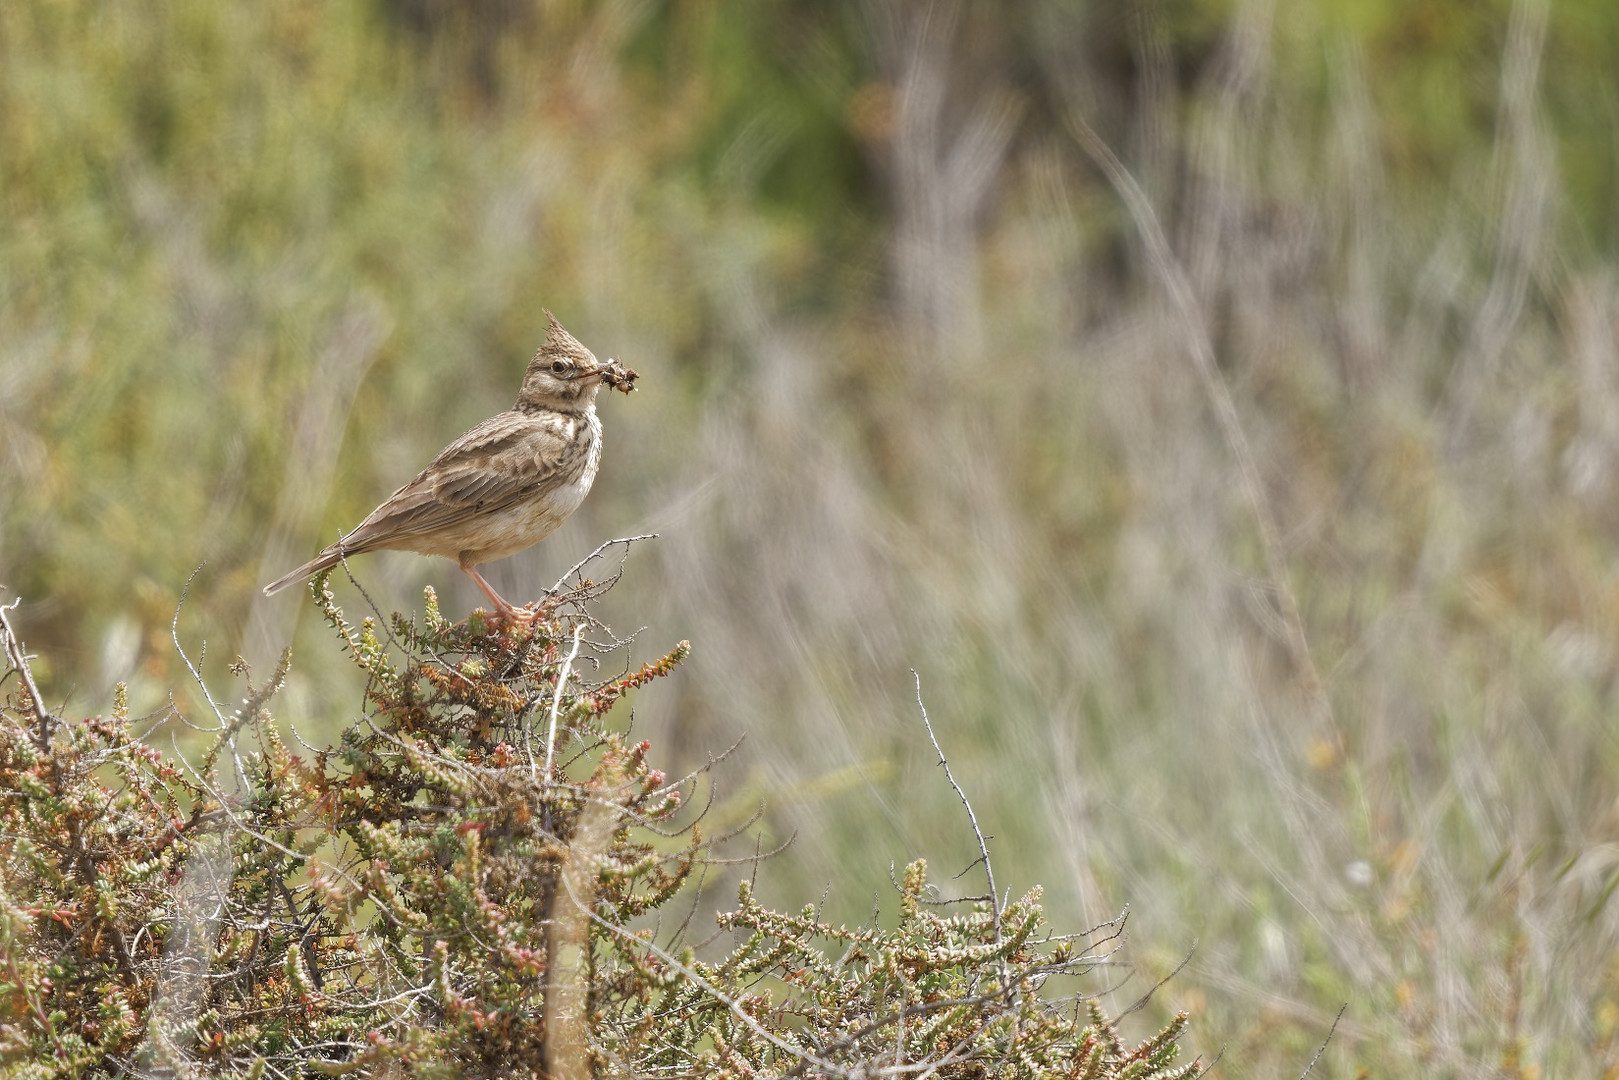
171 567 255 792
912 672 1001 948
543 624 586 778
1298 1003 1347 1079
0 597 54 750
1066 109 1336 734
171 565 233 731
1119 940 1197 1018
549 534 659 596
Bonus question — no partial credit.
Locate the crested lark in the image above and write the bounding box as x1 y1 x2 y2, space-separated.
263 311 637 621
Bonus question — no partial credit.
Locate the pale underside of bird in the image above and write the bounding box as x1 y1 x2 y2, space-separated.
262 311 638 622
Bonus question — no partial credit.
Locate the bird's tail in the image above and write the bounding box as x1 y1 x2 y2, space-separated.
261 549 344 596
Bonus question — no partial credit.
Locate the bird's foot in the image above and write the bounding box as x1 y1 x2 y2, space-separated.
486 596 563 630
462 565 549 630
489 603 542 628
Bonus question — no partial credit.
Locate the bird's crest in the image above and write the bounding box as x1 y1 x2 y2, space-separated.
539 309 593 363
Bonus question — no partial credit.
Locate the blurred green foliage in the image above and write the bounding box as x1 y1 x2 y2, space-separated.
5 0 1619 1076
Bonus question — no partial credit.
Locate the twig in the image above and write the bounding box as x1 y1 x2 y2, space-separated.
1298 1003 1346 1079
335 552 410 660
548 533 659 596
912 668 1018 1036
0 597 54 751
912 671 1000 947
1119 940 1196 1017
543 624 586 778
171 565 233 732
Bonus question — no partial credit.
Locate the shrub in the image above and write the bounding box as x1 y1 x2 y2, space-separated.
0 572 1196 1078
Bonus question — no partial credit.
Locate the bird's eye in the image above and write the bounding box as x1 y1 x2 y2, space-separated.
550 360 568 375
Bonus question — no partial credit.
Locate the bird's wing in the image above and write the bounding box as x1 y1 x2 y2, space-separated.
328 411 575 555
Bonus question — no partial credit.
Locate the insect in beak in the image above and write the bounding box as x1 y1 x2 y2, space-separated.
600 359 639 394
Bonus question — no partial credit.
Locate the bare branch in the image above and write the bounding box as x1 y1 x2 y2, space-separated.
1120 940 1196 1018
171 565 233 732
549 533 659 597
1298 1003 1347 1080
543 623 586 778
0 596 54 750
912 671 1000 947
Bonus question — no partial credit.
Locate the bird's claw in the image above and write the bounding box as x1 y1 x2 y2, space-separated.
489 597 560 629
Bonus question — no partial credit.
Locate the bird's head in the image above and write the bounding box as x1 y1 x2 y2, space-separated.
516 310 608 411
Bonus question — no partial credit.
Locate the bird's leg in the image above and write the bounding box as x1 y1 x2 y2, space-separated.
460 564 538 625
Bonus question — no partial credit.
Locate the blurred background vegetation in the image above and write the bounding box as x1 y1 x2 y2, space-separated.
4 0 1619 1074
